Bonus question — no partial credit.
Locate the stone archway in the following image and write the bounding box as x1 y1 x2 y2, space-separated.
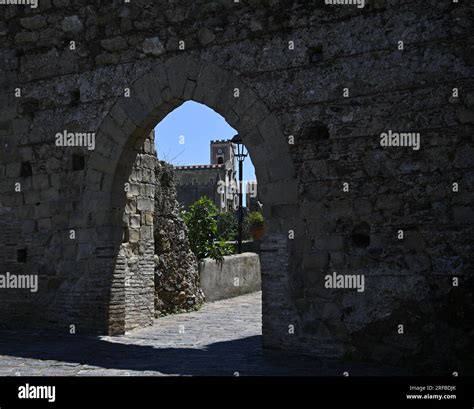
0 0 470 373
85 55 300 336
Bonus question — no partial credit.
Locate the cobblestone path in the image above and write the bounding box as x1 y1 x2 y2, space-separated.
0 292 407 376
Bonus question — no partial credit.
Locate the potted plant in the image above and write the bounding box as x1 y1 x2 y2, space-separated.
247 211 264 241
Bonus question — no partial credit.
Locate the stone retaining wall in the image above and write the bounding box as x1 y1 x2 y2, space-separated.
199 253 261 302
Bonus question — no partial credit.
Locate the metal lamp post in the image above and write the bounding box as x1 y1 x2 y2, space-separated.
231 134 248 254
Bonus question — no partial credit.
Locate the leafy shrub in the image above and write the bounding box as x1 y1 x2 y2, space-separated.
246 211 264 226
216 211 238 241
182 197 234 261
207 239 234 263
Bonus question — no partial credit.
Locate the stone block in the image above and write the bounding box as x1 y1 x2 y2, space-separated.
137 198 153 211
32 174 50 190
197 28 216 46
259 179 298 205
6 162 20 177
143 211 153 226
101 37 127 52
61 16 83 33
130 214 141 228
139 226 153 241
303 251 330 273
314 235 345 251
142 37 165 56
20 15 47 30
14 31 39 44
77 243 91 260
165 55 199 99
37 218 52 231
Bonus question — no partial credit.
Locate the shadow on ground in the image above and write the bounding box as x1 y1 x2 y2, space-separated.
0 330 409 376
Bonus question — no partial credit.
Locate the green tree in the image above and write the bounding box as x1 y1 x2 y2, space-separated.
216 211 237 241
182 197 233 261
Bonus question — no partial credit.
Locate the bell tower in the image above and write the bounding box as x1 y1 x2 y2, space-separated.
210 140 235 167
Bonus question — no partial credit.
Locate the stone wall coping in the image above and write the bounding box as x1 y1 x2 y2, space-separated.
200 252 259 264
211 139 233 144
174 164 225 170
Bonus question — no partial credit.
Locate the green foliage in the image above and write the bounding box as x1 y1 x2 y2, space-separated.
246 211 264 226
216 211 237 241
207 239 234 263
183 197 234 261
182 197 217 259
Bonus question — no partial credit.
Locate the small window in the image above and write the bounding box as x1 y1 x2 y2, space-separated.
70 89 81 106
20 161 33 178
17 248 27 263
72 154 85 171
192 178 198 184
209 177 214 184
217 157 224 164
309 46 323 64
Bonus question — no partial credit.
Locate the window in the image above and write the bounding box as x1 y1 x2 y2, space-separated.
17 249 27 263
72 154 85 171
20 161 33 178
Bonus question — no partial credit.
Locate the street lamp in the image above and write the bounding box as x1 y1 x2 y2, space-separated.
231 134 248 254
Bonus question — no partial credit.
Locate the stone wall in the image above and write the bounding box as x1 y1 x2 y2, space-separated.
199 252 261 302
154 161 204 316
0 0 472 373
115 131 157 333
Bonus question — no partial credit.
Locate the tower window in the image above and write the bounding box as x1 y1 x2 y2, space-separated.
217 157 224 164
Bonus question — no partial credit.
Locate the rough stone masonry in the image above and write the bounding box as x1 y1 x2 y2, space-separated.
0 0 473 374
153 159 204 317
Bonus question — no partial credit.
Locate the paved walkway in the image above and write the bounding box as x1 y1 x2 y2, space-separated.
0 292 407 376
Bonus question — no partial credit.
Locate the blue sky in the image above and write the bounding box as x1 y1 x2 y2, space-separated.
154 101 256 181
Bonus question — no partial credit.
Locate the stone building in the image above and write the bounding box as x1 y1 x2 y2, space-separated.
174 139 237 211
0 0 472 374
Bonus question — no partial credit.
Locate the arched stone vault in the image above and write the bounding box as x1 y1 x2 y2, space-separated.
0 0 472 373
85 55 300 335
93 55 298 211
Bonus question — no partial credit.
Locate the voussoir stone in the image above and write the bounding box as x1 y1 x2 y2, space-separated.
61 15 83 33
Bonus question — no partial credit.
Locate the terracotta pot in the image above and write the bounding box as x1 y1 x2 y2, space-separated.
250 224 264 241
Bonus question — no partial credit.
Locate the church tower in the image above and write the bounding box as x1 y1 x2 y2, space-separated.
210 140 235 168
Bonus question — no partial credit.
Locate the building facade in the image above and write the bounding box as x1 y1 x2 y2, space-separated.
174 140 238 211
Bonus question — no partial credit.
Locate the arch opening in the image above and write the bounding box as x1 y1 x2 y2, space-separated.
87 57 299 335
